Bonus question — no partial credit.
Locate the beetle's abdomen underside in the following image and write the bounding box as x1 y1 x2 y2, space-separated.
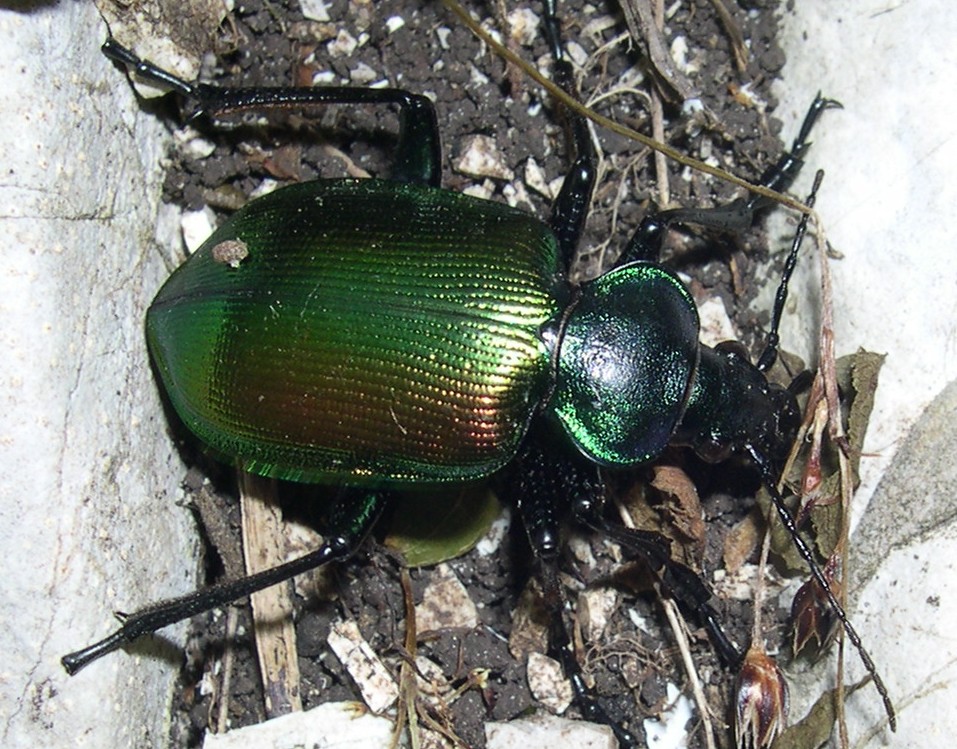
147 179 562 484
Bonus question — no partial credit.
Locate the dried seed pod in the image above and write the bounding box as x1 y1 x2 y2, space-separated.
792 571 841 658
734 645 789 749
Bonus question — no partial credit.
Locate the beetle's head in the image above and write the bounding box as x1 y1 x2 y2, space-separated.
677 341 800 466
762 379 802 460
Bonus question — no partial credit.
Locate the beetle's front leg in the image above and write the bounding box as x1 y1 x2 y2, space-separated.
509 421 640 748
579 513 743 669
620 94 841 264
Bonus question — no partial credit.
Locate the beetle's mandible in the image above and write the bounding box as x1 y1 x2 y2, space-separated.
64 1 895 744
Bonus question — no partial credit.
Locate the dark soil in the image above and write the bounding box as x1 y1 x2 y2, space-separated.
144 1 807 747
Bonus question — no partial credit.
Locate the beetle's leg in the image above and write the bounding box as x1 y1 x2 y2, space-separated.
510 422 640 748
621 94 841 263
102 39 441 186
62 487 387 675
574 502 743 668
540 1 598 272
746 94 840 211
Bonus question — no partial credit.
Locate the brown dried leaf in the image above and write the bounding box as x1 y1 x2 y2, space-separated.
262 143 303 181
651 465 706 548
621 481 663 533
844 349 886 475
770 678 870 749
809 351 885 558
764 351 884 573
724 509 762 574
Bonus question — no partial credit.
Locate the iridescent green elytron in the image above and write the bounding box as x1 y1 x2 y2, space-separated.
148 179 565 484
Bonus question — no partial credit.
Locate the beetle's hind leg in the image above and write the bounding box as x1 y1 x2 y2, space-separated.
62 487 387 675
101 38 442 186
579 512 743 668
747 94 841 208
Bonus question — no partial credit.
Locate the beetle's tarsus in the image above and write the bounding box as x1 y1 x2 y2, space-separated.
101 38 197 98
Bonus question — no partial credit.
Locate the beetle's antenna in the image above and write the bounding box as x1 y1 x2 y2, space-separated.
757 169 825 373
747 446 897 730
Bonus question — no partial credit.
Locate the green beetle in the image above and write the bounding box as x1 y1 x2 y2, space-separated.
149 177 704 484
64 3 895 743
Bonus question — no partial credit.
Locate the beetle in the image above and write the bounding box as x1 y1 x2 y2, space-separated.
63 1 894 744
